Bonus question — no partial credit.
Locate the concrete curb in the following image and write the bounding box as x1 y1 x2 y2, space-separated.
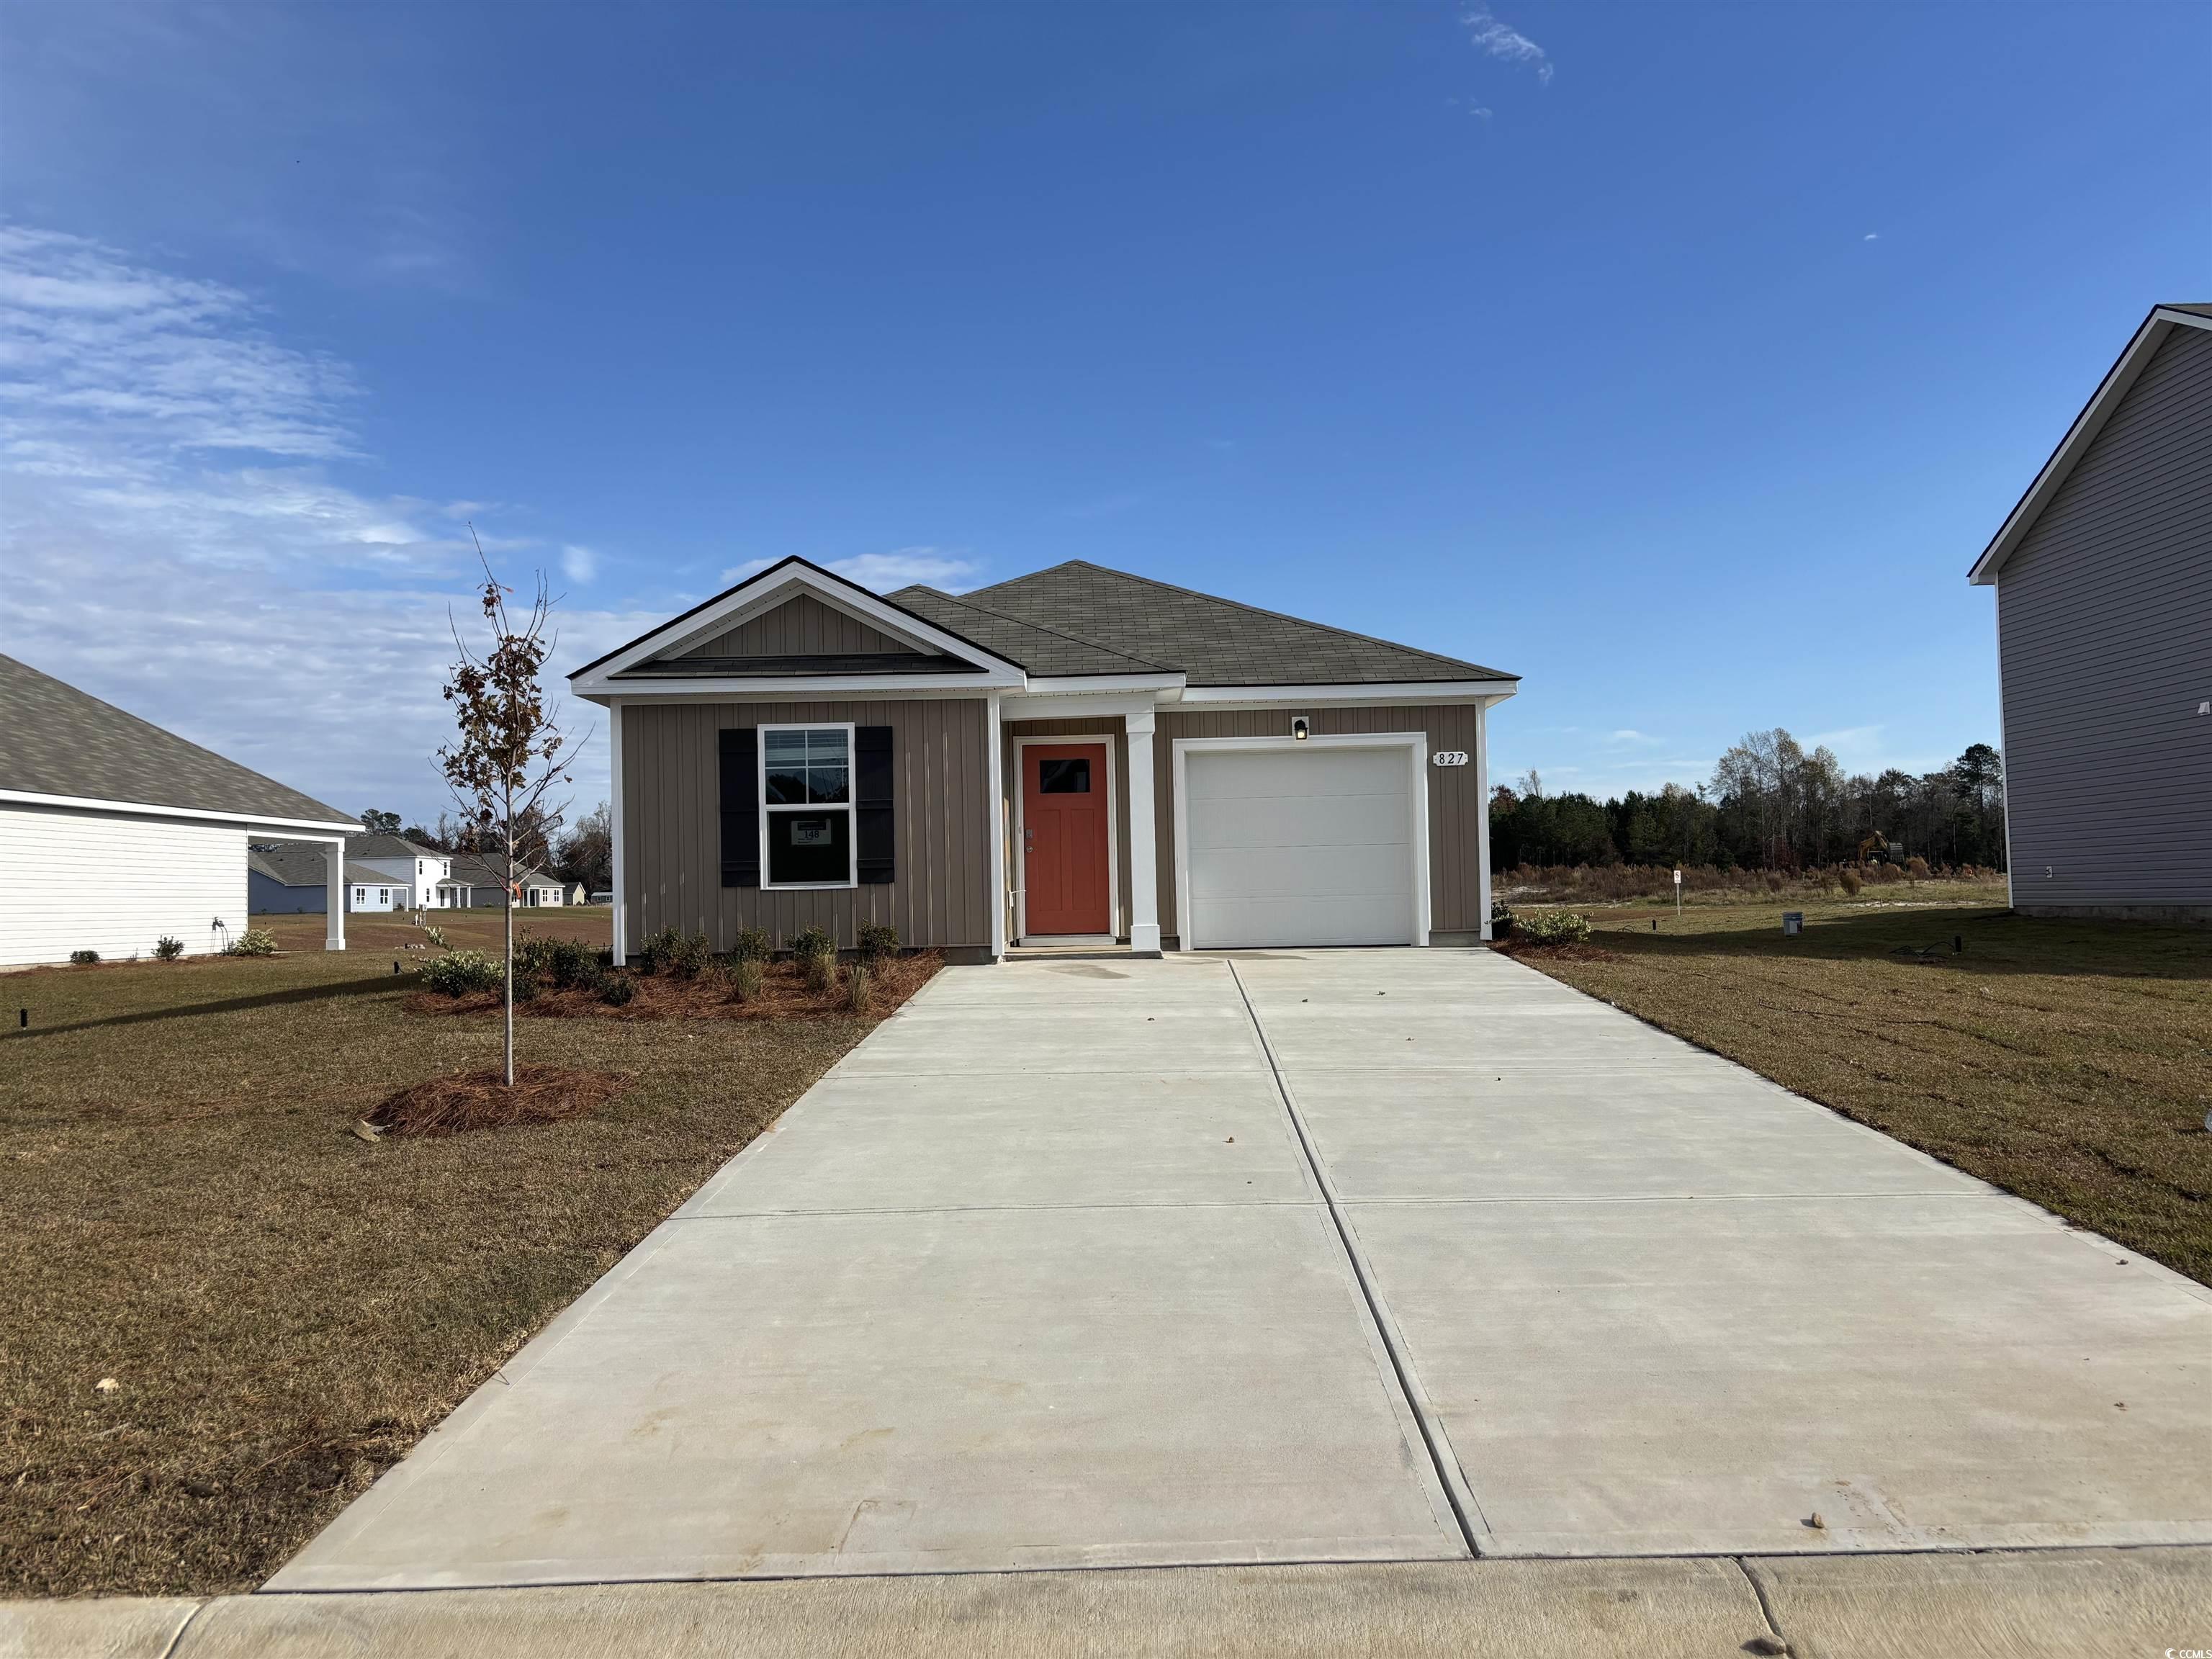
10 1549 2209 1658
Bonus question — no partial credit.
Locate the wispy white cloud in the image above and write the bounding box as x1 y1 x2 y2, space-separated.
1863 232 1881 242
560 543 598 584
720 547 983 594
1461 6 1554 86
0 227 644 823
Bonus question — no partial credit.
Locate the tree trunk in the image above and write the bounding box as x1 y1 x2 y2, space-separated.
503 838 516 1088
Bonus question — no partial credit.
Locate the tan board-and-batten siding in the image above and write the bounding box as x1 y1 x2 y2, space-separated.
1151 705 1488 941
675 593 920 660
620 698 992 953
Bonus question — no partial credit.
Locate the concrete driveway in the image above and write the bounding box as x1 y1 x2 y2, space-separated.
271 950 2212 1591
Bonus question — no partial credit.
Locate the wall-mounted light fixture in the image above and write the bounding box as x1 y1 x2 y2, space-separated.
1291 716 1311 741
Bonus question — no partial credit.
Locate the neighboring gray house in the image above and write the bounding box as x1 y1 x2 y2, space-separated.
0 655 359 964
1970 302 2212 922
568 557 1516 963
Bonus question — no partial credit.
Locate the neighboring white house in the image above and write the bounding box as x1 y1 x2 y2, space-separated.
0 655 359 965
439 853 567 909
345 835 456 908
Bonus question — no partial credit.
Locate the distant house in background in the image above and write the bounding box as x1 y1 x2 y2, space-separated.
344 835 454 909
247 845 441 914
1971 302 2212 922
438 854 567 909
0 655 359 965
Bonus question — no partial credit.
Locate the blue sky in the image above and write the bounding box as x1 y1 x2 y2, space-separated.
4 1 2206 824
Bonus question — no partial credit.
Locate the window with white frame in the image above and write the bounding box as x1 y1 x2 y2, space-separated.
762 724 855 887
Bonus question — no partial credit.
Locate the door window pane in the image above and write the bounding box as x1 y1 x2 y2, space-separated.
767 810 850 884
1038 757 1091 794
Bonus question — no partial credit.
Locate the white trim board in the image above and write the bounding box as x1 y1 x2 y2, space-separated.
1169 732 1431 951
567 557 1028 693
1012 733 1120 945
1172 680 1519 709
0 790 358 837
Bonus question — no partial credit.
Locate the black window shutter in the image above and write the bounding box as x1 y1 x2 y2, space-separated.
719 727 759 888
855 724 895 884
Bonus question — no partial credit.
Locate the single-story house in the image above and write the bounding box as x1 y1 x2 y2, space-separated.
567 558 1517 964
0 655 359 965
438 854 568 909
1970 302 2212 922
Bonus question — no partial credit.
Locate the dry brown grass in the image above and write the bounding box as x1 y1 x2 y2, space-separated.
0 904 935 1598
1503 897 2212 1284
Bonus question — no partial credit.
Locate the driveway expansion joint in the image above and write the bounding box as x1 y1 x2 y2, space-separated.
1226 960 1490 1556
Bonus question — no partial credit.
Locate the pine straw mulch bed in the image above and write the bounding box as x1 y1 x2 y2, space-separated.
364 1064 626 1138
405 950 943 1023
1491 938 1620 963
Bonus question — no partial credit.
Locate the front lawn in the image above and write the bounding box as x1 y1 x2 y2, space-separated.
0 909 932 1598
1502 896 2212 1284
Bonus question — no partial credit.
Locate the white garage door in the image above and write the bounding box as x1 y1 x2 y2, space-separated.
1182 744 1419 949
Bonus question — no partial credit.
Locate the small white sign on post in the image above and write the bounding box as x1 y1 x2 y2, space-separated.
1673 868 1682 922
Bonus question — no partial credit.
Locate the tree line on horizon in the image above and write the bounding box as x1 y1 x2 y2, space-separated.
1489 729 2006 873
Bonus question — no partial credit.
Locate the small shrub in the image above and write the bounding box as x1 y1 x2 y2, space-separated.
802 948 836 994
224 929 279 957
518 935 599 990
789 925 834 961
634 925 680 975
69 949 99 966
732 925 772 963
1905 855 1931 882
1488 899 1516 940
422 949 503 997
1518 909 1592 946
727 956 765 1004
595 968 637 1007
855 922 899 963
153 935 184 961
845 962 873 1013
634 926 709 978
1838 868 1863 896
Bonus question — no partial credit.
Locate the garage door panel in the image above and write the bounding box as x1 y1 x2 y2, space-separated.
1190 845 1411 903
1182 745 1421 949
1189 748 1406 801
1187 793 1411 853
1195 896 1416 950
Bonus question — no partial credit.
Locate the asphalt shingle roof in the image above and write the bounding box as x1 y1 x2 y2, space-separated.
0 655 354 826
885 587 1172 677
900 562 1511 686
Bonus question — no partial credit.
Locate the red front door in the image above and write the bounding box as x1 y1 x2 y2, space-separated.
1022 742 1110 936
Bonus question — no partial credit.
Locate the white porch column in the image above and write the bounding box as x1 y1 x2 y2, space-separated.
986 692 1007 959
608 698 627 966
1475 698 1493 941
324 837 346 950
1125 706 1161 956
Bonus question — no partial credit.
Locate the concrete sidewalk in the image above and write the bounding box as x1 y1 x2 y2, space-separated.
14 1547 2212 1657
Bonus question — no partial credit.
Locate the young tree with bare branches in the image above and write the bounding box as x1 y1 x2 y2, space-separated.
439 537 575 1087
